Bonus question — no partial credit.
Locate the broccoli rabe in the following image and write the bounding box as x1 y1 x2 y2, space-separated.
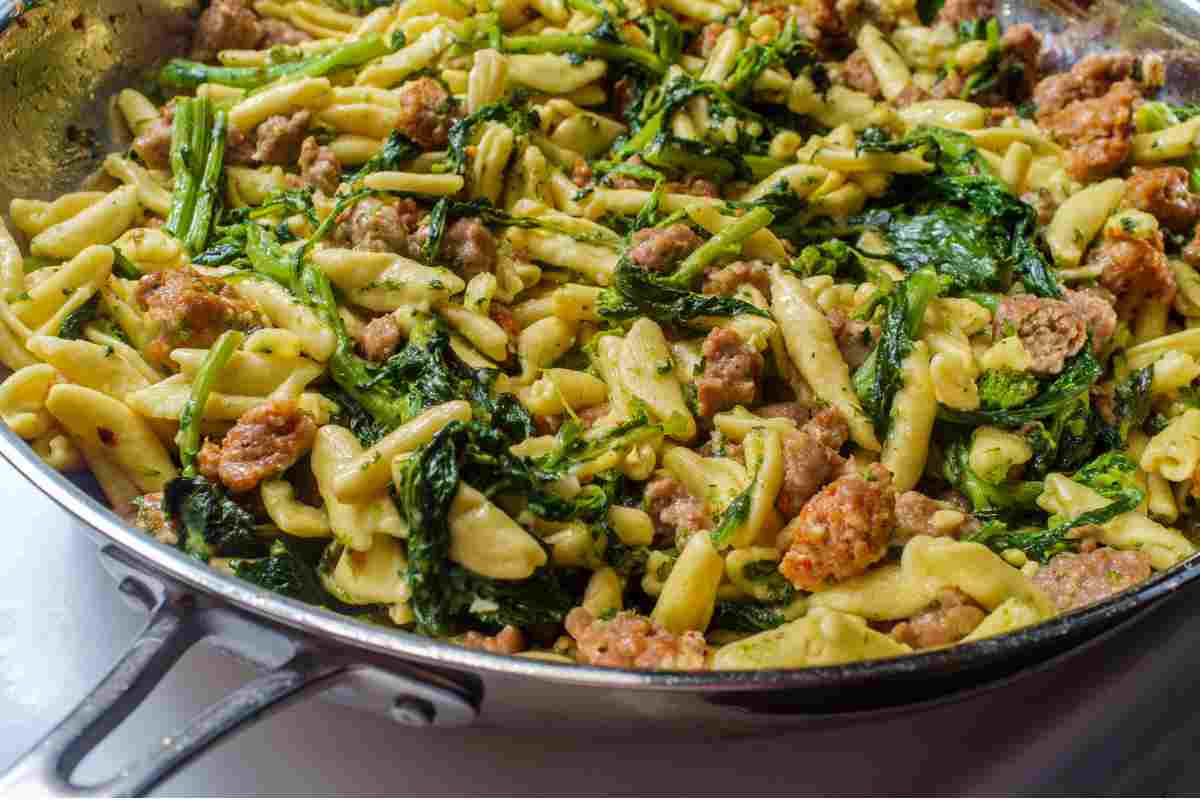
230 538 327 605
970 451 1145 561
853 268 943 437
978 369 1040 410
942 436 1043 514
940 348 1102 427
160 35 390 90
57 294 100 340
599 207 774 325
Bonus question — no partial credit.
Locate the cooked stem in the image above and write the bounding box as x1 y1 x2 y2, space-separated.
177 330 244 477
185 110 227 255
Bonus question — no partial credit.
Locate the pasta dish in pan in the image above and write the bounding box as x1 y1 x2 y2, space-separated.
0 0 1197 670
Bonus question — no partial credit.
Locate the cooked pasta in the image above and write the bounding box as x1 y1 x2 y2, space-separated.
2 0 1196 673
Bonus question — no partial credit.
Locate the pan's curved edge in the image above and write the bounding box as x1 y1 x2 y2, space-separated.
3 415 1198 698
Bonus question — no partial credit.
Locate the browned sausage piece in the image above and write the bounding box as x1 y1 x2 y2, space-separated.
628 224 704 273
462 626 525 655
565 607 708 670
192 0 262 62
1091 222 1177 311
132 104 174 170
935 0 993 26
440 217 497 279
754 401 813 427
333 197 412 254
204 399 317 493
1123 167 1200 232
644 476 712 542
702 260 770 297
132 492 179 546
775 407 848 519
299 136 341 196
259 18 311 47
696 327 763 418
357 314 402 363
825 308 878 371
840 49 881 98
1040 80 1139 181
894 490 979 542
1032 547 1152 612
253 111 311 165
135 268 260 364
992 294 1086 376
889 588 987 649
780 463 895 591
1062 287 1118 351
395 77 456 149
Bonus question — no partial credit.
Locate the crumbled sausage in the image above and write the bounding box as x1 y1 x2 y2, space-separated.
644 476 711 541
462 625 525 655
1031 546 1153 612
1186 223 1200 269
840 49 881 98
577 402 611 429
1123 167 1200 232
1040 80 1139 181
992 294 1086 376
930 70 966 100
259 18 311 47
628 224 704 273
135 268 260 363
204 399 317 493
1033 53 1138 119
192 0 262 62
893 83 931 108
780 463 895 591
696 327 764 418
489 303 519 339
889 588 987 649
298 136 341 196
825 308 878 371
997 24 1043 99
333 196 413 254
395 77 455 149
1062 287 1118 350
702 260 770 297
253 111 310 165
1091 221 1176 311
894 490 979 543
1021 187 1058 227
133 104 173 170
133 492 178 546
754 0 850 55
565 607 707 670
936 0 993 26
224 125 257 166
755 401 813 427
691 22 727 58
776 407 849 519
439 217 497 279
358 314 402 362
665 174 721 198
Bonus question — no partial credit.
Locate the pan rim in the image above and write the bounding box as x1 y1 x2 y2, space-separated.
4 419 1199 692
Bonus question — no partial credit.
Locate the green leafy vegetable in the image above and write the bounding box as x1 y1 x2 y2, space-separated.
942 435 1043 514
940 347 1102 427
58 294 101 340
853 268 942 437
163 475 264 561
444 97 539 174
177 329 242 476
1098 366 1153 449
159 35 390 90
978 369 1040 410
599 207 774 325
352 130 421 178
231 538 328 604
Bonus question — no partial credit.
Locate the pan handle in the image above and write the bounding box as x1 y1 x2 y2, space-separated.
0 575 347 797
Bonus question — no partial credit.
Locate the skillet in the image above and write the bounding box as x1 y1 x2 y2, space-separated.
1 0 1200 793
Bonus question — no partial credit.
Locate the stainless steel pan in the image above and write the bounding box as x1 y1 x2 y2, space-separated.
1 0 1200 794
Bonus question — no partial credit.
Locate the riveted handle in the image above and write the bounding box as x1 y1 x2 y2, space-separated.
0 585 347 797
